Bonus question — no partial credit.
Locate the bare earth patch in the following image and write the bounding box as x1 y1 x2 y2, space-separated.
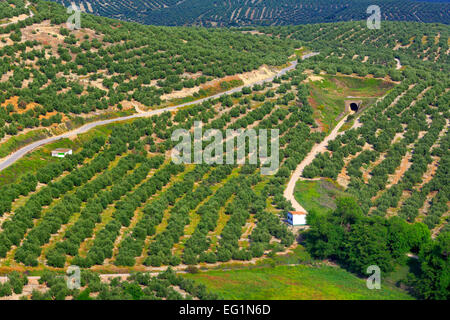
386 153 412 189
120 100 147 113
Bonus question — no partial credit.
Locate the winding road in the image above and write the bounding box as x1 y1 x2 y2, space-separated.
283 115 350 212
0 60 298 172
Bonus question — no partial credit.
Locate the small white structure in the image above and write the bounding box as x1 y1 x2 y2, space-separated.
287 211 307 226
51 148 72 158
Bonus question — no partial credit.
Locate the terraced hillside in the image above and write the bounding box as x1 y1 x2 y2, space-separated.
51 0 450 26
259 21 449 71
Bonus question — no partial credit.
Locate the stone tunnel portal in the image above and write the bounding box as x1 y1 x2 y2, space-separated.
350 102 359 112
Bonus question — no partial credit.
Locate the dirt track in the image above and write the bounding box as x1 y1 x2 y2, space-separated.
283 115 349 212
0 2 33 27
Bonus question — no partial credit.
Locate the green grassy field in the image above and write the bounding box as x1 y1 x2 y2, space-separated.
294 179 349 215
307 75 394 132
184 264 414 300
310 75 394 97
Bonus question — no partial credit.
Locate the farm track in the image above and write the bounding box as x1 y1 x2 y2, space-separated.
0 60 298 172
283 114 350 212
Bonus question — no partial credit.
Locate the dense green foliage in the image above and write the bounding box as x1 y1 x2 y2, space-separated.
410 231 450 300
305 197 449 300
0 271 28 297
305 197 430 273
0 0 29 21
0 59 315 269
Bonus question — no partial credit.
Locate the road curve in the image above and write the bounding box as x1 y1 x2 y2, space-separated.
395 58 402 70
0 2 34 28
283 114 349 212
301 52 320 60
0 60 298 172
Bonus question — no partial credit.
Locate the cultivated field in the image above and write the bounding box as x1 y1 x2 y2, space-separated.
0 1 448 301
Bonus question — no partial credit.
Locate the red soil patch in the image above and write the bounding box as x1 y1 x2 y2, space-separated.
1 96 40 113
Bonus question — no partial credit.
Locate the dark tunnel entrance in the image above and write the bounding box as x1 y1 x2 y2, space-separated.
350 103 359 112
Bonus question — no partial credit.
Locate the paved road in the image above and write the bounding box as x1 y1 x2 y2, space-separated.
0 60 298 172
